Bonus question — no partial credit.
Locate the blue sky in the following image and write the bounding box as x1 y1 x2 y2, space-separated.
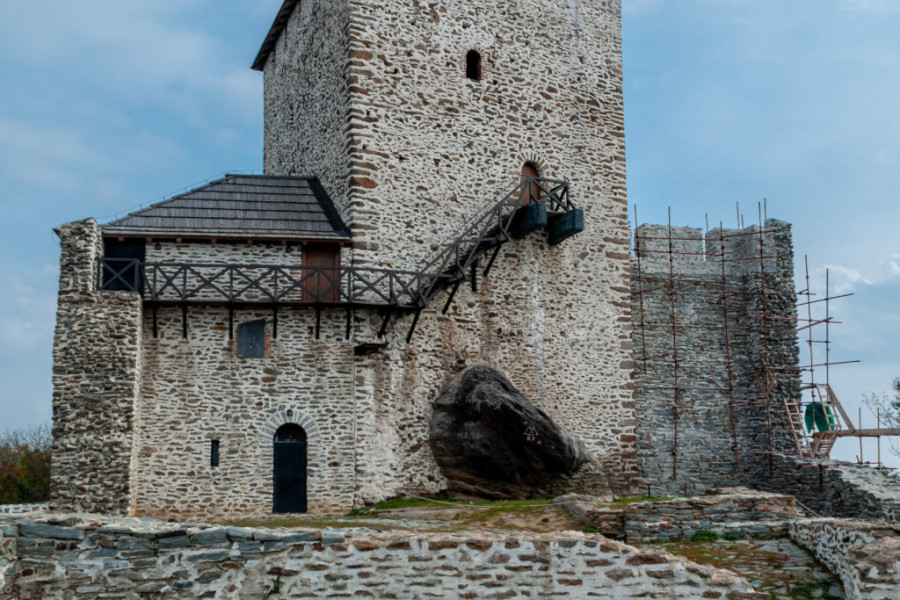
1 0 898 466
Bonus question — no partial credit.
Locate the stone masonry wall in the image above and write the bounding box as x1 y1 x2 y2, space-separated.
50 220 143 515
133 241 358 518
263 0 352 220
745 453 900 521
631 220 798 496
0 505 47 516
623 490 802 544
264 0 636 502
790 518 900 600
0 512 767 599
133 304 356 519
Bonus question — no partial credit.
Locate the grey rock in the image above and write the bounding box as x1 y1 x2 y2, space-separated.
429 365 593 498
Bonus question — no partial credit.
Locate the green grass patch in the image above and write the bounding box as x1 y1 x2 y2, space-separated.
607 496 672 508
723 529 745 541
690 529 720 542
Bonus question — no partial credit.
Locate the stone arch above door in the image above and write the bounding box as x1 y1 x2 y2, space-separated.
261 409 319 443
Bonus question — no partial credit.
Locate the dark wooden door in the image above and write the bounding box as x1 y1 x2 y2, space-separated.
273 425 307 513
302 244 340 302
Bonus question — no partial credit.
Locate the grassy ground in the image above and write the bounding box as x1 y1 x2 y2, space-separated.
223 496 582 533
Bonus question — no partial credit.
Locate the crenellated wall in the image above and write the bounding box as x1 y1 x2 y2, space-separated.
50 220 143 515
631 220 799 496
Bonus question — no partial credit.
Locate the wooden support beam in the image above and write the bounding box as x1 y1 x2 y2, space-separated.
834 428 900 438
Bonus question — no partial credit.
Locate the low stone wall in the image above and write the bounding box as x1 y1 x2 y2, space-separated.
623 490 802 544
744 454 900 521
790 518 900 600
0 505 47 516
0 512 768 599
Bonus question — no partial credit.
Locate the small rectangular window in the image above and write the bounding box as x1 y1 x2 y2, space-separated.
237 319 266 358
211 440 220 467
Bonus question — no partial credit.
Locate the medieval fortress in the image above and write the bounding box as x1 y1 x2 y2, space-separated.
4 0 899 598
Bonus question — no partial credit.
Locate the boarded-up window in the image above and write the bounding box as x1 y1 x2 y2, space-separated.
237 319 266 358
302 244 341 302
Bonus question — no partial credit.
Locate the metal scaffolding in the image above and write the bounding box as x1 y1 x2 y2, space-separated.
632 202 892 484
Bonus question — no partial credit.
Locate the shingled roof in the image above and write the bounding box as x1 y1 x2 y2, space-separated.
252 0 299 71
101 174 351 242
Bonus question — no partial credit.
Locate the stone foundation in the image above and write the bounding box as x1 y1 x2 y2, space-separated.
0 512 768 599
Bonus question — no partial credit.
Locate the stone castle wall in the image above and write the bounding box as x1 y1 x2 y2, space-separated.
0 513 766 600
631 220 799 496
50 220 143 516
263 0 352 219
133 303 357 519
264 0 637 501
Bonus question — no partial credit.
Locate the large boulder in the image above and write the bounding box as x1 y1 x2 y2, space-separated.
429 365 594 498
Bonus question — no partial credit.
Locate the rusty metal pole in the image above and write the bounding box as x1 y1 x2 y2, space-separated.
667 208 680 481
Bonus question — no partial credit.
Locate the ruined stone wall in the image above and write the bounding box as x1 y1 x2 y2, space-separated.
0 505 47 516
631 220 798 496
0 520 14 599
790 518 900 600
264 0 635 502
0 512 766 599
623 490 801 544
50 220 143 515
745 454 900 521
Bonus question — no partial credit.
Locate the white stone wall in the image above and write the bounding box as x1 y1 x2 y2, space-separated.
263 0 352 219
133 304 356 519
264 0 636 503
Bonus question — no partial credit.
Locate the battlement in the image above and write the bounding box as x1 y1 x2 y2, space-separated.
634 219 792 279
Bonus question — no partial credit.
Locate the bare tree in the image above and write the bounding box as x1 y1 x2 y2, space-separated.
863 378 900 458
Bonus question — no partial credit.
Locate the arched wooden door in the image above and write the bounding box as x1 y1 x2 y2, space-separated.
273 424 307 513
519 163 540 205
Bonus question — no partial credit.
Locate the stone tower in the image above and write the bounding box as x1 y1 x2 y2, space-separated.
255 0 635 499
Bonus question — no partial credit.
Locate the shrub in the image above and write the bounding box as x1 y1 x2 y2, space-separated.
689 529 719 542
0 424 52 504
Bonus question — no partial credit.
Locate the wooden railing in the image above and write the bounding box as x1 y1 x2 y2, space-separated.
97 177 583 338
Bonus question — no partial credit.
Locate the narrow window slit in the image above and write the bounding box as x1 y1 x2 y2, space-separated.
466 50 481 81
